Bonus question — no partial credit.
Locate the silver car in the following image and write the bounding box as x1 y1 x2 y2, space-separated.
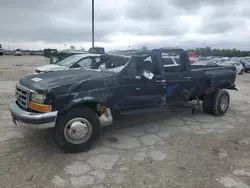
34 53 101 74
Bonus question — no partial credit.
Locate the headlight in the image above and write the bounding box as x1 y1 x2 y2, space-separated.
30 93 46 104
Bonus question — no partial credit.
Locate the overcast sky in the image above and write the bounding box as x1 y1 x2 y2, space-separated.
1 0 250 50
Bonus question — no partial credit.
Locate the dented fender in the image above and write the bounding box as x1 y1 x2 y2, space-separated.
56 90 114 127
61 89 115 113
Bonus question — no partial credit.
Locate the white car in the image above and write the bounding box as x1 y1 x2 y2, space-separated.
192 60 218 66
34 53 130 74
218 61 244 75
144 55 180 68
14 50 22 56
34 53 101 74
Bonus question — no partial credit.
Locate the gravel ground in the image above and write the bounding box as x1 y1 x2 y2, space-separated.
0 56 250 188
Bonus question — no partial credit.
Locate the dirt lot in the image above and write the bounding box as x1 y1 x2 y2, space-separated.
0 56 250 188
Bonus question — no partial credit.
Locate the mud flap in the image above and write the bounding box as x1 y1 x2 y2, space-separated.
228 84 238 91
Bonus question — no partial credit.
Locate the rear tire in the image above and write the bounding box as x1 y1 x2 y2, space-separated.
55 107 100 153
203 89 230 116
240 69 244 74
212 89 230 116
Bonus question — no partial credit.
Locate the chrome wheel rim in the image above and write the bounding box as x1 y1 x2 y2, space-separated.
64 118 92 144
220 95 229 112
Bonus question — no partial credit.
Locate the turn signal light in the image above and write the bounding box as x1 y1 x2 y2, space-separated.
28 101 51 112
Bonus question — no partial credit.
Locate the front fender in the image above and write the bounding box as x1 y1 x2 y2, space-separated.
63 90 114 112
55 91 114 127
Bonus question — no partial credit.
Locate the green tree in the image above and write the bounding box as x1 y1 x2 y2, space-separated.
141 46 148 51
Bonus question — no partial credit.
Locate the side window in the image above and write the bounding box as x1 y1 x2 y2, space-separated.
76 58 93 68
125 62 137 76
94 57 101 63
162 58 174 65
163 57 181 72
144 56 152 63
174 58 180 64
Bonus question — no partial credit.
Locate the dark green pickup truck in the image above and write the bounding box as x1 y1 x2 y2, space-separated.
9 48 237 153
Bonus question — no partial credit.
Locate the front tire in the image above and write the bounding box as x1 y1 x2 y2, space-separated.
55 107 100 153
239 69 244 74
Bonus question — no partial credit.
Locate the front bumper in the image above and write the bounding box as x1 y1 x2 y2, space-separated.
9 102 58 129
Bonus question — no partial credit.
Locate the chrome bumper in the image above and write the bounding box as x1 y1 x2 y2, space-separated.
9 102 58 129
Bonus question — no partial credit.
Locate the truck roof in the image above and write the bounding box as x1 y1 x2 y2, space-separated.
131 48 184 56
70 53 101 58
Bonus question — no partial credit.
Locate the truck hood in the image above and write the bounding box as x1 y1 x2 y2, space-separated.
19 69 116 92
35 64 67 73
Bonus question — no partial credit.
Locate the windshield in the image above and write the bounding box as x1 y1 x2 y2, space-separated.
86 58 130 73
57 55 84 66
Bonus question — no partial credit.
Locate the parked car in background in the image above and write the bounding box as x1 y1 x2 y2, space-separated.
192 60 218 66
49 50 88 64
0 47 3 56
241 58 250 72
218 61 244 74
14 49 22 56
161 55 180 67
0 44 2 55
35 53 101 74
34 53 130 74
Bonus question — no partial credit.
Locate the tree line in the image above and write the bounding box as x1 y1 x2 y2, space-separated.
187 47 250 57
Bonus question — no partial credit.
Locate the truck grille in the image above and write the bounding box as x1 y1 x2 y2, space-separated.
15 83 30 109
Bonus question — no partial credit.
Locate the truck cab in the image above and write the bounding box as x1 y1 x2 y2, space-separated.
9 48 237 153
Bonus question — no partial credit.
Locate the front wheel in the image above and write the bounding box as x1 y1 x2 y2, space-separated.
55 107 100 153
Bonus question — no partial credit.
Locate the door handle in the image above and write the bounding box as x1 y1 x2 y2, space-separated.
182 76 191 79
156 80 166 83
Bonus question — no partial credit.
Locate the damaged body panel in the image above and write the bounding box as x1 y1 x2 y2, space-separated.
9 48 237 153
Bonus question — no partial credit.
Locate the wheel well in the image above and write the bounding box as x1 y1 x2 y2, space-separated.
82 101 102 116
218 82 231 89
200 82 232 97
61 101 107 117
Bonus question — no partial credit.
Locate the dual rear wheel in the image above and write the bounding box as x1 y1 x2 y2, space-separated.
203 89 230 116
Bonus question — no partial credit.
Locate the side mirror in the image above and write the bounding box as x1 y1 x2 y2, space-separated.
141 70 154 80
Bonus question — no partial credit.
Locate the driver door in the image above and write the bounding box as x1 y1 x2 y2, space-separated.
117 56 165 110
